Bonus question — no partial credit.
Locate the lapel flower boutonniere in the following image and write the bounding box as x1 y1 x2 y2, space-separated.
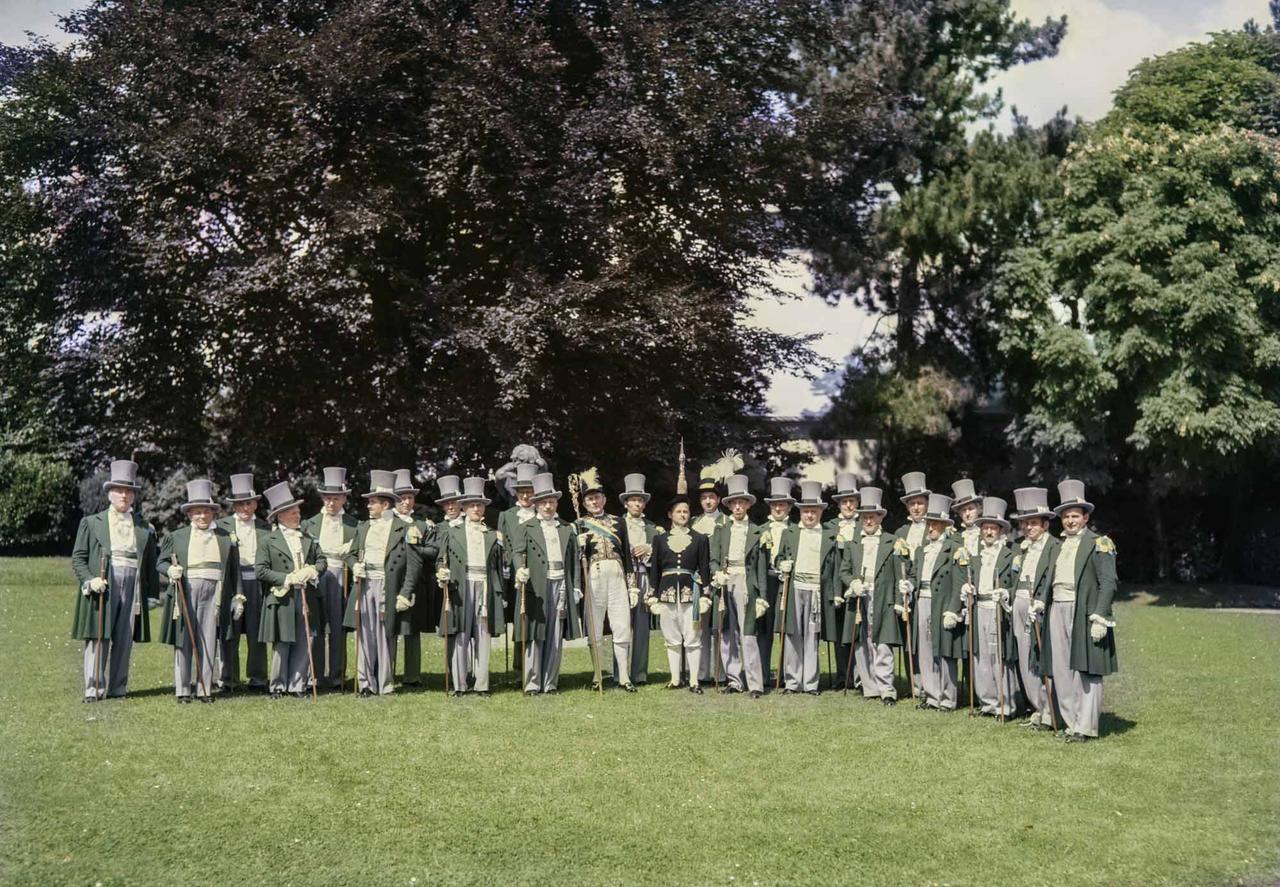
893 538 912 558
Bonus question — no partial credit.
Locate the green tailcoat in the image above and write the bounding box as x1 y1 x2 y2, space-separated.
216 515 270 547
1037 529 1118 677
157 524 239 645
69 509 158 642
910 536 965 660
514 518 583 643
708 520 768 634
300 511 359 562
775 525 852 643
1011 534 1061 662
340 517 418 638
970 542 1018 664
254 527 327 644
839 532 913 647
396 514 437 634
435 521 507 637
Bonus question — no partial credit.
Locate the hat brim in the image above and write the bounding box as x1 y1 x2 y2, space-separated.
924 512 953 523
458 496 491 506
723 493 756 506
763 497 796 506
950 496 981 510
1053 501 1094 515
393 488 423 498
225 493 262 503
266 498 304 519
977 517 1010 530
434 494 461 505
618 492 652 504
363 490 398 503
532 491 562 501
831 491 859 502
796 500 826 508
856 506 887 515
181 500 222 513
1012 510 1055 522
102 481 141 492
900 490 931 502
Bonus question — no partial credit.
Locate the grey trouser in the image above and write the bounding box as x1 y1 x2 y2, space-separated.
718 574 763 693
853 596 895 699
355 575 396 695
220 572 267 688
1013 594 1049 720
524 579 565 693
587 561 632 683
915 596 957 709
451 579 492 693
973 603 1017 716
1050 600 1103 737
83 563 137 699
312 562 347 689
782 584 821 692
270 590 314 694
173 577 218 698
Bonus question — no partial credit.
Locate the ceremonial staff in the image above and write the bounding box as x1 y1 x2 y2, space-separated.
95 553 107 696
173 572 209 699
843 565 867 696
712 580 722 691
1031 616 1058 731
298 574 317 701
568 472 604 695
352 549 363 694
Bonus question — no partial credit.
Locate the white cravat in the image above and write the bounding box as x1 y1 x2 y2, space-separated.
1053 532 1083 600
906 519 926 551
280 526 305 569
727 518 749 567
919 538 943 593
541 519 564 580
234 515 259 562
978 540 1003 594
859 531 883 583
1017 536 1048 595
794 526 823 579
108 508 136 554
464 519 487 577
363 513 394 569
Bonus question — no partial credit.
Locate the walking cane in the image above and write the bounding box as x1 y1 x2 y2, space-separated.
94 553 108 697
440 548 452 696
341 561 349 691
518 551 529 692
568 474 604 695
966 562 976 713
899 558 916 701
353 550 363 694
1031 615 1058 731
712 581 722 691
298 576 318 701
774 571 791 691
995 594 1006 723
173 572 209 699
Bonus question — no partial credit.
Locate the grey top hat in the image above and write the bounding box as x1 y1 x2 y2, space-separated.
435 475 462 504
180 478 221 514
102 459 141 492
950 478 980 509
831 472 859 501
393 468 421 497
530 472 561 501
722 474 756 506
763 477 795 505
263 481 303 519
976 496 1010 530
1054 479 1095 515
924 493 954 523
316 467 350 495
458 476 490 505
900 471 930 502
514 463 537 489
1012 486 1055 521
226 473 260 503
796 480 825 508
856 486 887 515
363 469 399 502
619 473 651 504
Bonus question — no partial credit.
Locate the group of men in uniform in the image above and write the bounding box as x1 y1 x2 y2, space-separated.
70 457 1119 741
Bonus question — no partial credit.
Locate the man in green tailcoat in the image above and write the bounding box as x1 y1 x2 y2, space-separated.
758 476 796 686
159 479 238 703
302 467 358 691
965 496 1019 718
255 481 327 699
1010 486 1062 730
1037 479 1118 742
70 459 158 702
824 472 861 688
392 468 435 687
614 470 662 686
216 472 270 693
708 474 768 697
908 494 965 711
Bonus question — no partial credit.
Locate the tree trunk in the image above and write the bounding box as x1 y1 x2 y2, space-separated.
1148 486 1169 581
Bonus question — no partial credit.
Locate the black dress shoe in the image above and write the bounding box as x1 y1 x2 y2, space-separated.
622 683 637 693
804 690 820 696
177 696 192 705
720 686 739 695
270 690 283 699
451 690 465 698
524 690 538 697
749 690 762 699
1065 732 1092 743
781 688 796 695
689 685 703 695
291 691 306 699
881 697 896 706
545 688 559 695
199 696 214 704
83 697 98 704
665 683 682 691
359 688 374 698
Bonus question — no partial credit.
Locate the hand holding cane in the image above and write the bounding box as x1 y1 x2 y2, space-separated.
298 572 317 701
173 570 209 699
1031 615 1058 731
95 553 108 696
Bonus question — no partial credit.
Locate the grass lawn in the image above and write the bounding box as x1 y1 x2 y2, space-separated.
1 556 1278 885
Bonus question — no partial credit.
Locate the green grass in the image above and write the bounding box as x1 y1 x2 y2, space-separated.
2 556 1278 886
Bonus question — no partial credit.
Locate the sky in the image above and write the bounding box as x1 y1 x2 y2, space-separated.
1 1 1272 415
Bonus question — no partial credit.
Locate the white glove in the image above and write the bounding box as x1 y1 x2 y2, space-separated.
89 577 108 594
298 565 319 585
629 588 639 608
351 562 367 580
960 582 975 600
1089 620 1108 642
942 611 960 630
272 585 288 599
284 569 304 587
435 566 450 584
893 604 906 619
515 566 530 584
713 570 730 588
832 595 844 607
232 594 246 621
698 596 712 615
846 578 865 600
777 559 794 573
645 596 660 614
132 597 141 616
167 564 184 581
897 579 913 596
577 532 590 549
396 594 412 612
1031 599 1045 618
632 543 653 560
993 588 1009 605
754 597 769 618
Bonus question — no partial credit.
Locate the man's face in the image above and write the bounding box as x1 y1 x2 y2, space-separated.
536 498 558 519
465 501 486 521
367 498 390 519
396 493 416 515
188 505 214 530
108 488 135 511
837 497 858 519
321 493 347 515
233 500 257 520
905 496 927 519
980 521 1002 543
1060 507 1086 534
699 492 720 514
1019 517 1048 542
768 502 790 521
669 503 690 527
515 487 534 507
277 505 302 529
728 498 750 519
584 491 606 516
442 501 461 520
958 502 980 527
926 518 949 541
799 505 822 528
861 512 883 534
624 495 646 517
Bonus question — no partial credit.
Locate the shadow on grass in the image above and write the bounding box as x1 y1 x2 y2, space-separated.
1117 583 1280 609
1100 712 1137 738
